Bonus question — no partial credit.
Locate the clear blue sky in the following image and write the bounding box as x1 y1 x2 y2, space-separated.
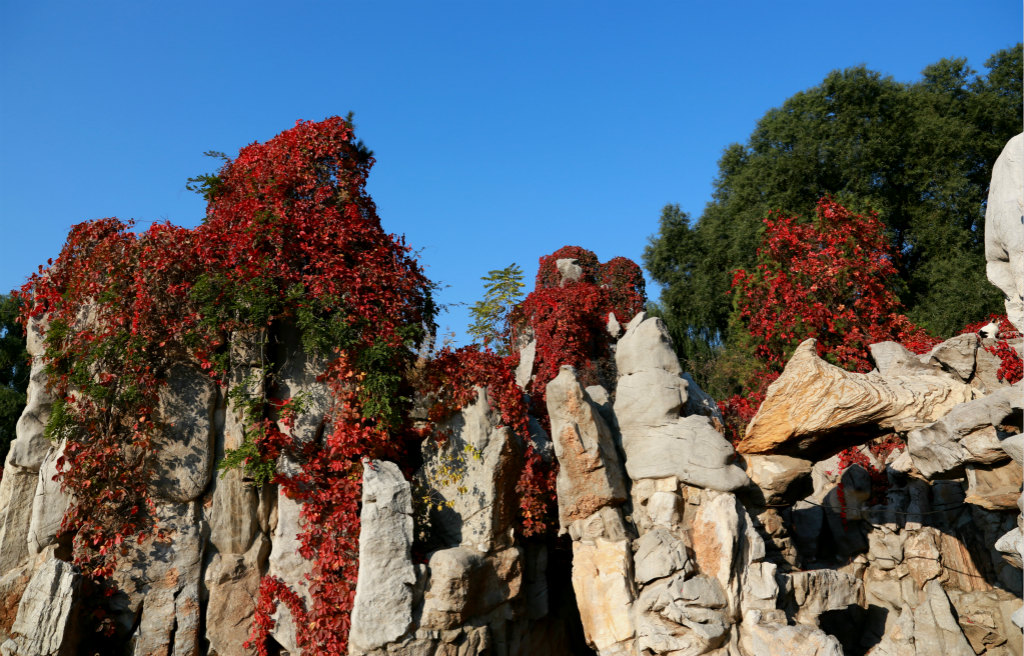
2 1 1021 343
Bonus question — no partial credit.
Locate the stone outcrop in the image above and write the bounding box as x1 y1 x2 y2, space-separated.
615 314 748 491
985 132 1024 332
2 134 1022 656
349 460 416 653
739 338 977 458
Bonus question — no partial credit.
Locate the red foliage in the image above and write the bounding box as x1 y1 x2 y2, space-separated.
421 346 555 536
721 198 935 474
515 246 645 410
965 314 1022 384
732 198 936 375
21 118 434 655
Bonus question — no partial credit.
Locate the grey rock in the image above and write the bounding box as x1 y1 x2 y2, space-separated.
515 339 536 390
267 475 312 654
546 368 627 529
606 312 621 338
615 367 688 428
619 416 749 492
272 322 332 445
0 464 37 574
680 373 724 425
907 383 1023 478
208 467 260 555
633 528 691 584
985 133 1024 332
350 460 416 654
151 364 216 502
615 315 681 377
745 454 812 505
1000 432 1023 465
419 387 522 552
114 501 204 656
204 537 269 656
994 527 1023 569
924 333 979 381
739 611 843 656
27 442 69 556
871 580 974 656
784 570 861 626
2 557 79 656
419 545 522 631
870 341 941 378
556 258 583 285
9 359 54 470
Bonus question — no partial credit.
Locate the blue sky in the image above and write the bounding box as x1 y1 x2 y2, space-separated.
2 1 1021 343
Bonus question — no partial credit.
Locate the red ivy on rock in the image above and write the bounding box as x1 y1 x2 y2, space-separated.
514 246 645 411
23 117 435 655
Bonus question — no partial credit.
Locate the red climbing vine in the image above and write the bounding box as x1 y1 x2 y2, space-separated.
23 117 435 655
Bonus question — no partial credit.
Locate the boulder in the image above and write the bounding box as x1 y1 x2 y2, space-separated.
985 132 1024 332
924 333 979 382
151 364 216 503
739 339 976 458
419 387 522 552
349 460 416 653
620 417 749 492
745 455 813 505
906 383 1023 478
0 557 79 656
546 368 627 529
419 545 522 631
571 538 636 653
964 460 1023 511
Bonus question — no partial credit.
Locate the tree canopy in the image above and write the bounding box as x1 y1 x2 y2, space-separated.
644 44 1023 375
0 294 29 463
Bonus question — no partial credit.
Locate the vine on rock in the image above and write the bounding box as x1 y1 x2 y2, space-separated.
514 245 645 412
22 117 435 654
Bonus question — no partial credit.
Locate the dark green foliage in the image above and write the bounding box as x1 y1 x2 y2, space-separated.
0 294 30 462
645 45 1022 382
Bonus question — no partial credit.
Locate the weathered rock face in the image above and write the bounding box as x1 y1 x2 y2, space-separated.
615 314 748 492
349 460 416 653
0 556 79 656
3 133 1023 656
739 339 977 458
985 132 1024 332
418 387 523 553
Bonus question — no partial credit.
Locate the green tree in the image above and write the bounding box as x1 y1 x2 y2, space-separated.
0 294 29 463
645 44 1022 379
468 264 525 355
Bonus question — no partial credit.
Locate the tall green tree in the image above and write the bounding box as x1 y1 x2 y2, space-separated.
467 264 525 355
645 44 1022 374
0 294 29 463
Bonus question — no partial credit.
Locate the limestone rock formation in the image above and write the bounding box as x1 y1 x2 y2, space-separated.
349 460 416 653
739 339 977 458
985 132 1024 332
